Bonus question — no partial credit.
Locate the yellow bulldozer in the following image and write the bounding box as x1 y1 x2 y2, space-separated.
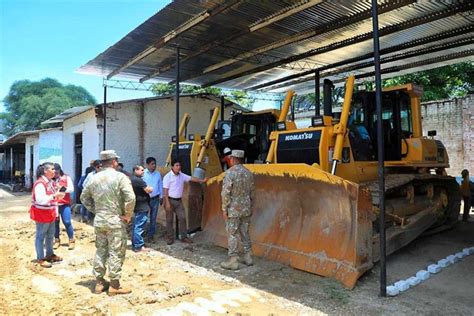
160 93 296 232
165 76 460 288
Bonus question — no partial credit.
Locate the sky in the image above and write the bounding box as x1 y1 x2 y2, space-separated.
0 0 171 112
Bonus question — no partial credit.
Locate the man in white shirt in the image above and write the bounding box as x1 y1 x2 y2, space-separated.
163 159 207 245
142 157 163 241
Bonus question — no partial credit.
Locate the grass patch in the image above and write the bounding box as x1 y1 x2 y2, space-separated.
325 283 350 305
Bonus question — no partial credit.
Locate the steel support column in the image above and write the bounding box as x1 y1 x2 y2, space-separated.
10 147 13 184
103 85 107 150
175 45 181 240
372 0 387 297
220 96 225 121
315 71 320 116
175 46 180 161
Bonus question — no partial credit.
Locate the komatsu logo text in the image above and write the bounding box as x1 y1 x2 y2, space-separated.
284 132 313 141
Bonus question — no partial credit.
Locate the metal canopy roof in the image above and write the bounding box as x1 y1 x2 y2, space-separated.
78 0 474 93
41 106 94 125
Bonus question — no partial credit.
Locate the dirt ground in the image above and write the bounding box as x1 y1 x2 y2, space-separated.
0 188 473 315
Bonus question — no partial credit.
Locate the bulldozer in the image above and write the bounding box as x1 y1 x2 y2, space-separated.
197 75 460 288
160 93 297 232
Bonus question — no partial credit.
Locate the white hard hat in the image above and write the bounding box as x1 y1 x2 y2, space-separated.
223 147 231 155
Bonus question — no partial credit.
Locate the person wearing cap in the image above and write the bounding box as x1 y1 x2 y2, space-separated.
460 169 472 221
81 150 136 296
220 149 255 270
162 159 208 245
221 147 233 170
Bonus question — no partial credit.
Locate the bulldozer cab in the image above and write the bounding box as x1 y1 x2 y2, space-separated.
348 89 414 162
217 111 277 163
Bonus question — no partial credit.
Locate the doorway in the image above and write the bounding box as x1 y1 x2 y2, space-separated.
74 133 83 202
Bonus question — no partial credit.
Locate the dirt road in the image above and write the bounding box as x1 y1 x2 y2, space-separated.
0 189 473 315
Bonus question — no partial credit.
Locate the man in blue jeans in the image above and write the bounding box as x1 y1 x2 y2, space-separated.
143 157 163 242
131 165 153 252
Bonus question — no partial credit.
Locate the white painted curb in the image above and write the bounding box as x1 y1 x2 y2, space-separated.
386 246 473 297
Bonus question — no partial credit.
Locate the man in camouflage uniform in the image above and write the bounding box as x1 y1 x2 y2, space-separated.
81 150 136 295
220 149 255 270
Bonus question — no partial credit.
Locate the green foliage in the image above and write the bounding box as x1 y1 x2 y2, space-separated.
151 82 222 97
1 78 96 136
293 62 473 110
151 82 254 109
364 62 473 102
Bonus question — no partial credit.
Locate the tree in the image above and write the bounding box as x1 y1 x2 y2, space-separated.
293 62 474 110
151 83 255 109
1 78 96 136
361 62 473 102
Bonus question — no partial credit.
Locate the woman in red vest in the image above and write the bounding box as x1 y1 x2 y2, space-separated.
53 163 75 250
30 162 64 268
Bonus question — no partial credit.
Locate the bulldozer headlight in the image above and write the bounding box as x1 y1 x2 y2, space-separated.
276 121 286 131
189 134 195 141
171 135 177 142
311 116 324 127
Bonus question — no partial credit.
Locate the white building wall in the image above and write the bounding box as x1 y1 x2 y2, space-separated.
62 108 100 182
104 96 238 172
38 130 63 166
24 136 39 189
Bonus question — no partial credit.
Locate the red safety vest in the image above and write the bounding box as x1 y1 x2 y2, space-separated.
55 174 71 205
30 177 57 223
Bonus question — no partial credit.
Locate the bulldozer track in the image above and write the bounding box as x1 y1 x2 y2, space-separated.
362 174 461 225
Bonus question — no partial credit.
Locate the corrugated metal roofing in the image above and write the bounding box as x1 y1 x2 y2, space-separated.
78 0 473 93
41 106 94 125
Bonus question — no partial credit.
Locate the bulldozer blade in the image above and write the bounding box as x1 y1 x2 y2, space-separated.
201 164 374 288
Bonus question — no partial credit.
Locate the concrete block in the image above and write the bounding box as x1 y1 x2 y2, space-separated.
428 264 441 274
416 270 430 281
407 276 421 287
438 259 450 268
447 254 459 264
387 285 399 297
394 280 410 292
455 252 466 260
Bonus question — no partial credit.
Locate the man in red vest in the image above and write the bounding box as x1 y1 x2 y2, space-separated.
30 162 65 268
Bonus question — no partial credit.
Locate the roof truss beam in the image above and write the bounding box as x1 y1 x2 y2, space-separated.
338 49 474 84
200 2 473 88
260 37 474 91
106 0 241 79
249 25 474 90
167 0 416 84
139 0 326 82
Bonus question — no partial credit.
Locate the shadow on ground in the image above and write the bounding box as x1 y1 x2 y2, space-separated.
142 218 474 314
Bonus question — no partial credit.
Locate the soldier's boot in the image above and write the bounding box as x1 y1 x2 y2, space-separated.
220 256 239 270
238 252 253 266
68 239 75 250
53 238 60 249
94 278 108 294
108 280 132 296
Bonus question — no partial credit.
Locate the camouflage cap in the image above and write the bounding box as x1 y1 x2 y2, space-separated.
230 149 244 158
100 150 120 161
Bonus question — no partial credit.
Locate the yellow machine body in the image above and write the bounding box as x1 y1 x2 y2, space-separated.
200 76 460 288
